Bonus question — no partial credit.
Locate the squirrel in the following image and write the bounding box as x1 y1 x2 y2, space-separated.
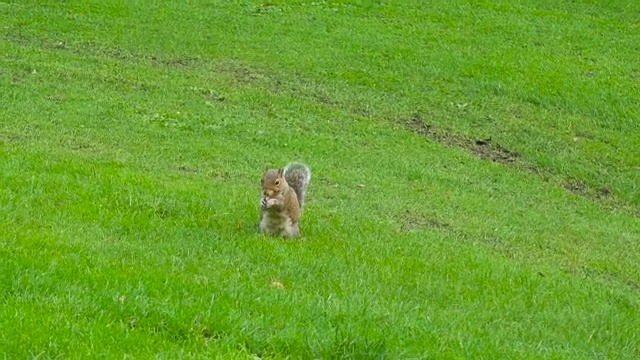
259 162 311 238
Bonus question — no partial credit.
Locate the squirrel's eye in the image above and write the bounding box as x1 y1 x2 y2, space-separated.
275 179 280 186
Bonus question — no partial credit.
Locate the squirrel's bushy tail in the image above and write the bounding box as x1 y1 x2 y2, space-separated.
284 162 311 208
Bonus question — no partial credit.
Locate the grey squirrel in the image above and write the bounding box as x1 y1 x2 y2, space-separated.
259 162 311 238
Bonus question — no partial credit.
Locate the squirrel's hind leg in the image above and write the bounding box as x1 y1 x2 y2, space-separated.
284 222 301 238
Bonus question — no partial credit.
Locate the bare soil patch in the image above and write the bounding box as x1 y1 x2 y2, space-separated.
398 210 450 232
406 114 519 164
404 114 636 216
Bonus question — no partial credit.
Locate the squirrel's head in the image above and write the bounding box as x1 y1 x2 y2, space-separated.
261 167 286 197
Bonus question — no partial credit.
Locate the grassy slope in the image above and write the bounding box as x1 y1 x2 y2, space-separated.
1 0 639 359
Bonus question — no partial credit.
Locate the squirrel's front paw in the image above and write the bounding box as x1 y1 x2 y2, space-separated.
266 198 278 208
261 197 269 209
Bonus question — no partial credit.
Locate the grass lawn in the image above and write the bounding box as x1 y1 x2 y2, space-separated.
1 1 639 358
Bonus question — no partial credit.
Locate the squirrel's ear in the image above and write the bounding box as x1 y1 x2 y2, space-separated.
277 167 284 176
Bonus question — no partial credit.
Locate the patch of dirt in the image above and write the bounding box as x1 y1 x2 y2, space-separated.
81 43 137 61
470 138 519 163
310 91 340 107
398 210 450 232
405 114 635 215
563 265 640 293
217 62 268 86
69 143 94 151
250 2 284 15
596 186 612 198
69 42 200 69
149 55 199 68
0 132 26 144
21 35 202 70
208 169 231 180
190 87 226 102
563 179 613 200
46 94 66 102
0 32 31 45
178 166 199 173
563 179 588 196
406 114 519 164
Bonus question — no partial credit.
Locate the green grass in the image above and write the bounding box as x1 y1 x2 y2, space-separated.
1 0 640 358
